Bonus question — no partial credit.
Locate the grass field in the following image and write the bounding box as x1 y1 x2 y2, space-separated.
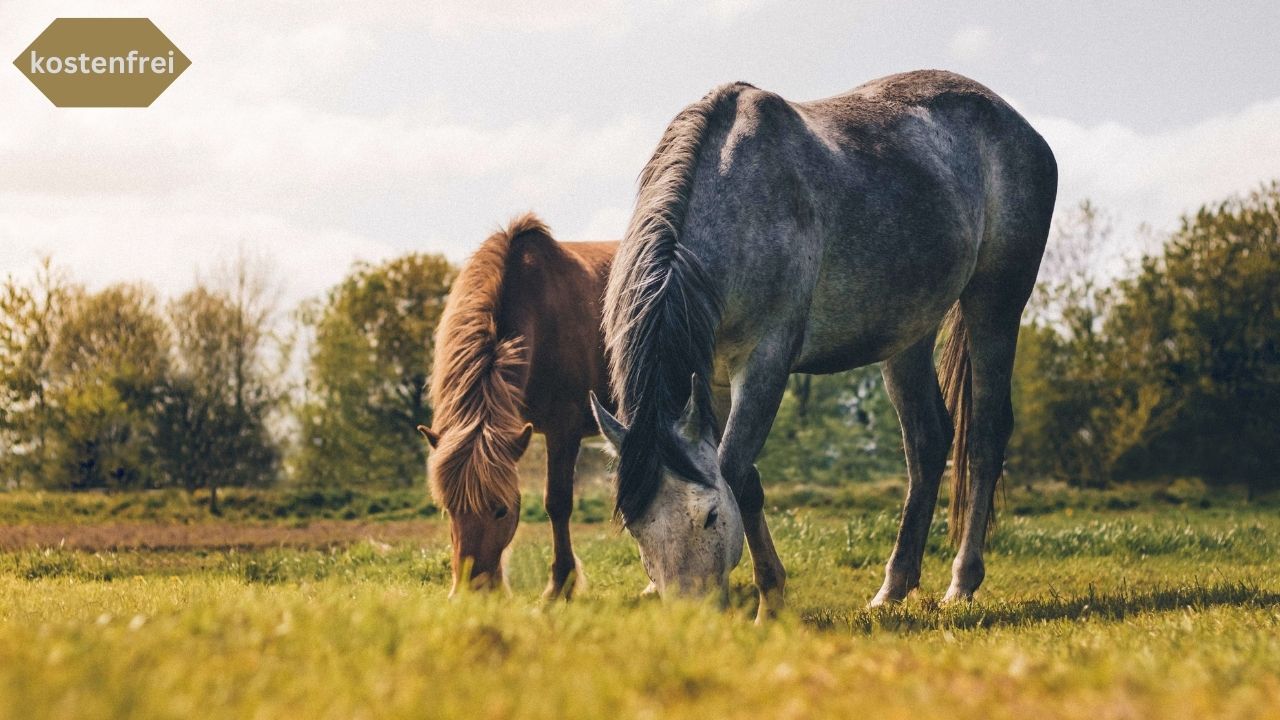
1 485 1278 719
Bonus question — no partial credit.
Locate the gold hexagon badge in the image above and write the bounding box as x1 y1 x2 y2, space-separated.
13 18 190 107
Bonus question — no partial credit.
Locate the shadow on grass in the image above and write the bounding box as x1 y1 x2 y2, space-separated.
801 581 1280 635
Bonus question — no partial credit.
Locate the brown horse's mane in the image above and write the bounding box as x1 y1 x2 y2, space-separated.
428 213 548 514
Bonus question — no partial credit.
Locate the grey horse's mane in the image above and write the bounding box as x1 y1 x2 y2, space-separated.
603 84 749 523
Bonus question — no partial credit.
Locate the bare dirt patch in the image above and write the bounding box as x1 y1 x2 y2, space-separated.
0 520 444 551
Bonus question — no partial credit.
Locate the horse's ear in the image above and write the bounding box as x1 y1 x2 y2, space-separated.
417 425 440 449
677 374 712 444
590 391 627 455
513 423 534 457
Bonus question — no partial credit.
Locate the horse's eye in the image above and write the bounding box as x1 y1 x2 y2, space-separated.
494 506 509 520
704 509 718 529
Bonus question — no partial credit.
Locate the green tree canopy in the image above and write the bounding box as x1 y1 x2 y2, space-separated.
156 264 284 510
1011 185 1280 492
45 283 171 490
1105 183 1280 490
0 259 73 487
295 253 455 488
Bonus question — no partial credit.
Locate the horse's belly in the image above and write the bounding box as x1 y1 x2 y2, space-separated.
792 235 972 374
793 309 938 373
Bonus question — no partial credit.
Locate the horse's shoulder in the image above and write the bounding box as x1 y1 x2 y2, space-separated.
724 85 799 127
712 86 808 165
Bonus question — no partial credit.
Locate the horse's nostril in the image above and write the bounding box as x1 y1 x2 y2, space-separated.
704 508 718 529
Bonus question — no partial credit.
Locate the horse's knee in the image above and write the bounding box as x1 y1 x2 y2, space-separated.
755 555 786 591
544 492 573 525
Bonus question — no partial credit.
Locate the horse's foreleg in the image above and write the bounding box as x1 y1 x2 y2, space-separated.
719 341 794 623
871 332 952 607
542 432 584 601
738 465 785 622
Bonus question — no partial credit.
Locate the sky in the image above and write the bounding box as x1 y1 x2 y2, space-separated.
2 0 1279 306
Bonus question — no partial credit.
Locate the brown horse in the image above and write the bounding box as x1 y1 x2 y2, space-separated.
417 213 616 598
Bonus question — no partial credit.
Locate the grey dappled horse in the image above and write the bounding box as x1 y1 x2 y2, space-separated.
591 70 1057 620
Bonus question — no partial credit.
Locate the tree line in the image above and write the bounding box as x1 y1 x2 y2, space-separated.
0 252 454 509
2 185 1278 502
1010 186 1280 495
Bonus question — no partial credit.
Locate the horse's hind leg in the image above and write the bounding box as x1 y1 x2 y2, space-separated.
870 331 952 606
941 299 1020 603
940 131 1055 602
542 431 585 600
943 172 1053 602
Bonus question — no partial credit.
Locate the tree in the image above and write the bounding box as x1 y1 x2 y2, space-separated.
157 257 285 511
1105 183 1280 493
0 258 73 488
1011 186 1280 492
295 253 455 487
1009 201 1120 486
44 283 171 490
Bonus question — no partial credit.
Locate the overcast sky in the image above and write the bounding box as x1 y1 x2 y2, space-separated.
2 1 1278 305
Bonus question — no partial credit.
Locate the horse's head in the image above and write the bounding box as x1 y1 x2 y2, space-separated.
419 422 533 595
590 379 743 602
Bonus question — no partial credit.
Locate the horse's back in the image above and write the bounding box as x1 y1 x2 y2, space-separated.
686 71 1056 373
560 240 618 284
798 69 1055 229
813 71 1058 316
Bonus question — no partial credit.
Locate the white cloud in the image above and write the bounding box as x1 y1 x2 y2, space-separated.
1033 97 1280 237
0 196 398 304
574 206 632 240
0 2 662 306
0 98 655 302
704 0 775 21
412 0 635 36
1 1 1277 315
948 24 997 62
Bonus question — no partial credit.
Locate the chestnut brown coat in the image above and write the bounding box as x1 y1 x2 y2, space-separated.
420 213 615 597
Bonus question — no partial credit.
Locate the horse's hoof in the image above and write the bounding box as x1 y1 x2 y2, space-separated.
867 592 897 609
541 583 565 602
542 564 586 602
869 582 914 608
754 605 779 625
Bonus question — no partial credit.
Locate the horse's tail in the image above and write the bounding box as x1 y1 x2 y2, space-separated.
938 302 981 544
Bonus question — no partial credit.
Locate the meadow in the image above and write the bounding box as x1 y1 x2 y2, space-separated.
1 479 1278 720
